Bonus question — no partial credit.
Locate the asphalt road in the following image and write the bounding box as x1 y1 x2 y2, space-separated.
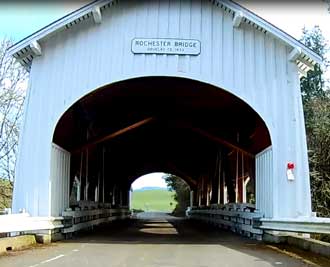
0 212 322 267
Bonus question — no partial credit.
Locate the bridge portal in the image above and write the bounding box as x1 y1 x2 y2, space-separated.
6 0 324 239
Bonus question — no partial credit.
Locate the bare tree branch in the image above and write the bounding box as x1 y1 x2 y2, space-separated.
0 38 27 189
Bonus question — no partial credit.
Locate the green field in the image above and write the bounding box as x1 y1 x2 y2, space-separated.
131 189 177 212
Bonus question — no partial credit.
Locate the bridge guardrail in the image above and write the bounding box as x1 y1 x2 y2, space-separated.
187 204 264 240
260 217 330 234
62 207 131 234
0 205 131 239
0 213 63 235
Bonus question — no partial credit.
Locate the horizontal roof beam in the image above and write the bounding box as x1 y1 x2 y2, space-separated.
73 116 155 153
191 127 255 158
29 40 42 56
92 6 102 24
233 11 244 28
288 47 302 62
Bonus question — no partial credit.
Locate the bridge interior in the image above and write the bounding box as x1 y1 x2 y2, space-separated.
53 77 271 209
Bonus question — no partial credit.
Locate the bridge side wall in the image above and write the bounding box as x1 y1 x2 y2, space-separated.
256 147 273 218
50 144 71 217
13 0 311 219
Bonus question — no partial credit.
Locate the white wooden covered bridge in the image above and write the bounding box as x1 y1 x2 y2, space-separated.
4 0 330 240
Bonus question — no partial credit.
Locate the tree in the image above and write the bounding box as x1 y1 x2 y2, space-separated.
0 178 12 210
163 174 190 215
307 97 330 218
0 38 27 208
300 26 328 106
300 26 330 218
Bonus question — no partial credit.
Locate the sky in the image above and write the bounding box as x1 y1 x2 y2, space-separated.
131 173 168 190
0 1 329 45
0 1 329 189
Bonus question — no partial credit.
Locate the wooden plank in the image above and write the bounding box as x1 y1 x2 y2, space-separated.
73 117 155 153
191 127 255 158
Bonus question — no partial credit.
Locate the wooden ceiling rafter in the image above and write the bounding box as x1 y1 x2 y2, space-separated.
72 116 156 153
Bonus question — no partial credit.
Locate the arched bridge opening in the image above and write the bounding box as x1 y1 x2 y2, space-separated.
130 172 190 214
52 77 271 238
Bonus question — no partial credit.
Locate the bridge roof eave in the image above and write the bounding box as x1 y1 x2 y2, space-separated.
5 0 322 72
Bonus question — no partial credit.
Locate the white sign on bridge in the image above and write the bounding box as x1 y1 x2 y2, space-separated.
132 38 201 56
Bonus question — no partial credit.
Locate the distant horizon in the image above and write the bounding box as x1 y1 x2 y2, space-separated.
133 186 169 192
131 173 169 190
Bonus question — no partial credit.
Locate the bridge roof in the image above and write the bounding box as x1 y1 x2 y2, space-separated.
6 0 322 73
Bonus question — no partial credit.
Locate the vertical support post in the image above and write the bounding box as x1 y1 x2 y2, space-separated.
112 186 115 206
97 173 100 202
201 176 204 206
198 177 202 207
95 186 98 202
128 189 131 209
119 190 123 207
241 152 244 203
190 190 194 207
218 171 221 204
235 150 239 203
211 150 221 204
224 183 228 204
78 152 83 202
206 183 210 206
243 177 250 203
102 147 105 203
85 148 89 201
218 151 223 204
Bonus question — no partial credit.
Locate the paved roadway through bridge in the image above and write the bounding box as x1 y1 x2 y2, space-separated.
0 212 324 267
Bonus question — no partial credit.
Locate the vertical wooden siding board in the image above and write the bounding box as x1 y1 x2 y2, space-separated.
265 36 280 218
267 151 270 217
57 149 61 215
122 1 134 76
132 2 144 74
264 34 275 122
189 0 202 75
52 147 57 215
35 56 51 215
256 147 273 218
157 0 170 71
263 152 266 216
254 30 266 113
64 152 68 212
211 5 222 83
233 24 244 94
244 25 254 106
200 0 212 79
178 0 191 73
50 144 70 216
256 156 259 210
277 41 293 217
146 0 159 73
92 16 104 84
67 154 71 210
222 11 233 89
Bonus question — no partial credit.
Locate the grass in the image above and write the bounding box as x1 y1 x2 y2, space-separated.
131 189 177 212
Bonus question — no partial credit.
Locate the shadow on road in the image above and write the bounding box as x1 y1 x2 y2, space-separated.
66 212 248 245
61 212 330 267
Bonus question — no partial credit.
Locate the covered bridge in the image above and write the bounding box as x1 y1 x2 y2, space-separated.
6 0 328 239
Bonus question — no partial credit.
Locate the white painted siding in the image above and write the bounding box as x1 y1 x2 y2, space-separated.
13 0 312 219
50 144 70 216
256 146 273 218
